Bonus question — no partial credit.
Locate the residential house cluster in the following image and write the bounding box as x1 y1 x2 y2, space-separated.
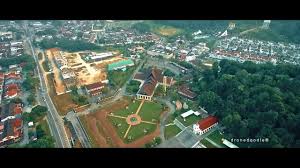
97 27 159 47
147 37 209 62
50 48 77 89
0 38 24 59
209 37 300 64
0 102 24 147
0 65 23 102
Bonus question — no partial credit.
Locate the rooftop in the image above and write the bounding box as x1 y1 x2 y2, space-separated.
178 85 197 99
197 116 218 130
107 59 134 71
85 82 105 91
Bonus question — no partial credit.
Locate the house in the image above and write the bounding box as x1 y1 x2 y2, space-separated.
133 67 173 100
0 103 23 147
4 84 20 99
107 59 134 71
193 116 218 135
178 85 198 100
85 82 105 96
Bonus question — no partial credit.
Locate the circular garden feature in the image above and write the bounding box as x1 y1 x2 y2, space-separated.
126 114 142 126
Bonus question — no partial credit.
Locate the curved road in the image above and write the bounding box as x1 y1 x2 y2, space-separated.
154 97 175 141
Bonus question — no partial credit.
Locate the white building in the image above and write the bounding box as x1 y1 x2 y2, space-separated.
193 116 218 135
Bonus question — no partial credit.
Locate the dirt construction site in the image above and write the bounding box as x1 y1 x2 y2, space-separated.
48 49 125 88
46 49 67 95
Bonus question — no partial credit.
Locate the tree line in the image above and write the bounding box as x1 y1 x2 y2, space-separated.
194 59 300 147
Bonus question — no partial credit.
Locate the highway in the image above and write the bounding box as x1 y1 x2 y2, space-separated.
24 21 71 148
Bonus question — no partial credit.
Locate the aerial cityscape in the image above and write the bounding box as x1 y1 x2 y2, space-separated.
1 20 300 148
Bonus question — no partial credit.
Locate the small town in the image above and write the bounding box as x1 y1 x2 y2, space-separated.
1 20 300 149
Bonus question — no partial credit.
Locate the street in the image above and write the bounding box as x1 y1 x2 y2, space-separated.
24 21 71 148
66 111 91 148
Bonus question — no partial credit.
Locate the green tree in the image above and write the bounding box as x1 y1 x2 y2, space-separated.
27 93 36 105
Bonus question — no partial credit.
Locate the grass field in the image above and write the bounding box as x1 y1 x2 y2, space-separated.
139 101 163 122
39 119 51 136
176 115 203 127
46 74 77 116
153 26 182 37
200 138 217 148
125 123 157 144
113 100 140 117
207 131 227 147
164 124 181 140
107 99 163 144
108 116 129 139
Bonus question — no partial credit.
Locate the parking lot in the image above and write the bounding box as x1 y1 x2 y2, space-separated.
158 127 200 148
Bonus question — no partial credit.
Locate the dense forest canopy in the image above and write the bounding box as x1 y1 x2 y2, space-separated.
194 60 300 148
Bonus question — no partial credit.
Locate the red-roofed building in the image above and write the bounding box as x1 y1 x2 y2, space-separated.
5 83 18 90
193 116 218 135
85 82 105 96
178 85 198 100
5 89 18 99
134 67 173 100
0 72 4 79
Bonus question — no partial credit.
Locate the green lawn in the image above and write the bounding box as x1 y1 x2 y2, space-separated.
113 100 141 117
207 131 227 148
164 124 181 140
139 101 163 122
125 123 157 144
176 115 203 127
39 119 51 136
108 116 129 138
200 138 217 148
108 66 136 89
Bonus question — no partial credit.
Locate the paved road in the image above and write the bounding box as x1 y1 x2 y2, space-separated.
24 21 71 148
66 111 91 148
154 97 175 141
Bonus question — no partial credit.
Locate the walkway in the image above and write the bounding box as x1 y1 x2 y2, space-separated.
174 119 186 130
124 99 145 138
155 97 175 141
206 137 222 148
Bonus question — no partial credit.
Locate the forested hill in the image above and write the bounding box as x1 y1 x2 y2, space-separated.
195 60 300 148
150 20 300 44
270 20 300 43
